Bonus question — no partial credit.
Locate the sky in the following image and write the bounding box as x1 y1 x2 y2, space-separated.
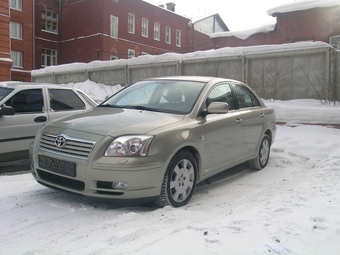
144 0 297 31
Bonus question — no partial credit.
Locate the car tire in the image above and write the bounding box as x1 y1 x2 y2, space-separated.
248 134 271 170
156 150 197 208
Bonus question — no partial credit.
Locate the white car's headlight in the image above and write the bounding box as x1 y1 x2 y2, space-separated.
104 135 154 157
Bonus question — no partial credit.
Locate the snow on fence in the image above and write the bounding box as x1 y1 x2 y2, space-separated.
31 42 340 102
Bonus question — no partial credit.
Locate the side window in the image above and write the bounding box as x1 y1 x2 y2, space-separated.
5 89 44 114
49 89 85 111
206 83 234 110
233 85 260 108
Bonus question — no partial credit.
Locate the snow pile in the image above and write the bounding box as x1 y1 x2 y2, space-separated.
65 80 122 102
263 99 340 125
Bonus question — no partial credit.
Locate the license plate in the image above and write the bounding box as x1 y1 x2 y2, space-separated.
38 155 76 177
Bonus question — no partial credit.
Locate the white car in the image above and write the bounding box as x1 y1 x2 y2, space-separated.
0 82 97 162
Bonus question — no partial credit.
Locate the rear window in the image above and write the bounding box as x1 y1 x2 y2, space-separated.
49 89 85 111
0 87 14 101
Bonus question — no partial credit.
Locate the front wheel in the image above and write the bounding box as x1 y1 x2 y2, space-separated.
156 150 197 208
248 134 271 170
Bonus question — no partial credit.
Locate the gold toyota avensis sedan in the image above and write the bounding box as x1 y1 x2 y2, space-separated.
30 76 276 207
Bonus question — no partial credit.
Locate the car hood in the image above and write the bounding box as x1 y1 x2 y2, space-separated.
45 107 184 136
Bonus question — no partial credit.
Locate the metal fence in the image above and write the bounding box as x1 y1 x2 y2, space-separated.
32 42 340 102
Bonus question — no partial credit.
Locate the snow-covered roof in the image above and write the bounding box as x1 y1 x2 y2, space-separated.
267 0 340 16
210 21 276 40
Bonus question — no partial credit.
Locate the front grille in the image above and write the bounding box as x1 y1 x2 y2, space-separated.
39 133 96 159
37 169 85 191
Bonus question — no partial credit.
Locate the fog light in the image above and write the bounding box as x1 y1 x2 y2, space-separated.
112 181 128 190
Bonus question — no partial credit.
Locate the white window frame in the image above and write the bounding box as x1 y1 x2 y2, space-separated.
165 26 171 44
11 50 23 68
128 49 135 59
142 18 148 37
110 15 119 39
10 22 22 40
41 48 57 67
128 13 135 34
154 22 160 41
176 30 181 47
10 0 22 11
41 10 58 34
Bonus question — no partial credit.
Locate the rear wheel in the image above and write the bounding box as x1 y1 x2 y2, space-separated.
156 150 197 208
248 134 271 170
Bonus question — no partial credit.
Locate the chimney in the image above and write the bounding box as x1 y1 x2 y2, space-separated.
166 2 176 12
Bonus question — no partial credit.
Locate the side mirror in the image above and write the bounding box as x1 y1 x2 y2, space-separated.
201 102 229 117
0 105 15 116
207 102 229 114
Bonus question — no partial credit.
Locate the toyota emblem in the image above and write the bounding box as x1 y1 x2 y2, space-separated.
55 135 66 147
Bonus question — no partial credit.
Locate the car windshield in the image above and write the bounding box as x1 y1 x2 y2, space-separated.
99 80 206 114
0 87 14 101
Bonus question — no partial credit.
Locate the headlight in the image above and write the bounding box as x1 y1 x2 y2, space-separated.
104 135 154 157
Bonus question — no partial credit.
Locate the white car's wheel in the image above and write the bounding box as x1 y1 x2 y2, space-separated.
249 134 271 170
156 150 197 207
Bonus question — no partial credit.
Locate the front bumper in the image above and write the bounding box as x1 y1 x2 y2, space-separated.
31 149 169 203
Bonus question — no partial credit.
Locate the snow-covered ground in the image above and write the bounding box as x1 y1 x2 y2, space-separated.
1 80 340 255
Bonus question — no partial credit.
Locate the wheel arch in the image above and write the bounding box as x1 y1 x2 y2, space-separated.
264 128 273 145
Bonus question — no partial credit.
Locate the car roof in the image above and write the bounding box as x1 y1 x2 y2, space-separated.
145 76 239 84
0 82 72 90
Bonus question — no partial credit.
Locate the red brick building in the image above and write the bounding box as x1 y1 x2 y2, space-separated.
0 0 12 81
9 0 34 81
211 2 340 49
2 0 214 82
3 0 340 82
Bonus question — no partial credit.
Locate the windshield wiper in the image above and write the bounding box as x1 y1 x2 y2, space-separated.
98 104 122 108
129 105 164 112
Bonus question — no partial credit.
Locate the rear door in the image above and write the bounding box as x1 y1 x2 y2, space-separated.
232 83 265 158
0 88 47 157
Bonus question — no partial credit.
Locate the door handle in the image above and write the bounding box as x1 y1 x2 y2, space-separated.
34 116 47 123
260 113 265 118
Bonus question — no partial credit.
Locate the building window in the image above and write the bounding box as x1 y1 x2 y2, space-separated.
11 51 23 68
41 10 58 33
10 22 22 40
110 55 118 60
128 13 135 34
128 49 135 59
176 30 181 47
154 22 160 41
110 15 118 39
41 48 57 67
165 26 171 44
142 18 148 37
10 0 22 11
